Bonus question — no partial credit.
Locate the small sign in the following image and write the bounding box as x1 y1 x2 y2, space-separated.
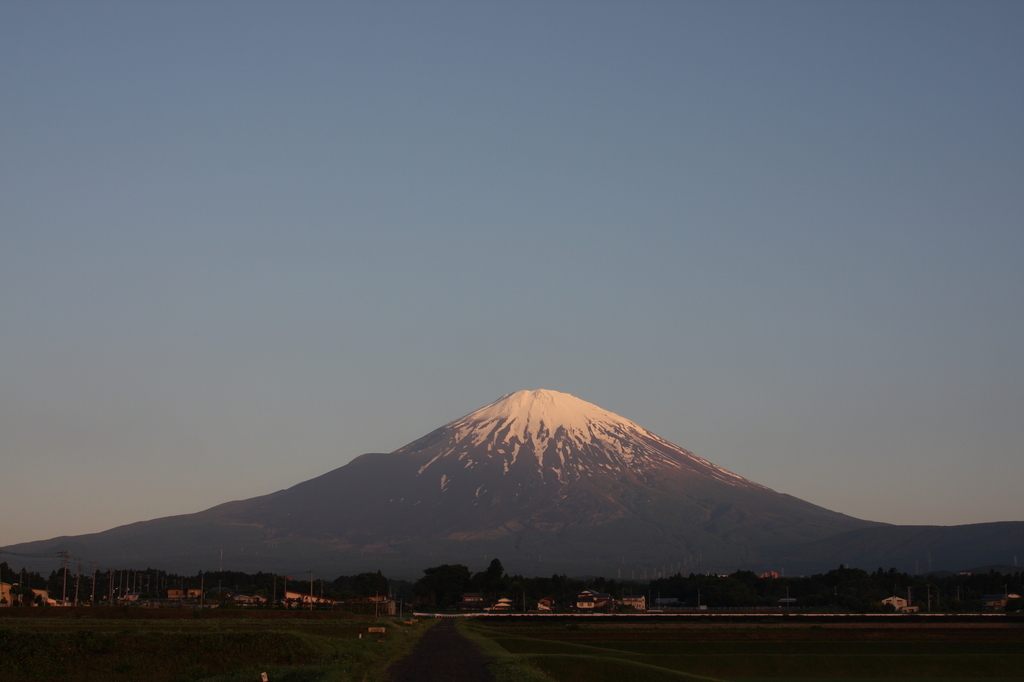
368 626 386 633
261 674 268 682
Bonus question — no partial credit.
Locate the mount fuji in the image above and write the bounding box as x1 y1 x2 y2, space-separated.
7 390 1020 577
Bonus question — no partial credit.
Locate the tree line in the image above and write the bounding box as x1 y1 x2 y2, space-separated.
0 561 395 605
646 565 1024 612
411 560 1024 612
3 559 1022 612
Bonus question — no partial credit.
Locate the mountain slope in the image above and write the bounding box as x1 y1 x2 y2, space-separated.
763 521 1024 575
21 389 1018 577
201 390 874 555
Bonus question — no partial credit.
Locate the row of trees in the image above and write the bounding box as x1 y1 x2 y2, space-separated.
647 565 1023 612
409 560 1024 612
5 559 1022 612
0 561 396 605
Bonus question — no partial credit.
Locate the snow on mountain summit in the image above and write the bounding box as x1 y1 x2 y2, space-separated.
452 389 641 449
398 389 758 489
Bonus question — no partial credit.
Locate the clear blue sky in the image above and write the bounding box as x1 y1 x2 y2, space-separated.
2 1 1022 547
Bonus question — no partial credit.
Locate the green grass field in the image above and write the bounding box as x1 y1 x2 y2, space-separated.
0 608 430 682
464 620 1024 682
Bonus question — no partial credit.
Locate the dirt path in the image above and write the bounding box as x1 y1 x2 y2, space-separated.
383 619 496 682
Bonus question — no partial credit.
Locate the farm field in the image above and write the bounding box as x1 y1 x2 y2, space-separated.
464 619 1024 682
0 607 427 682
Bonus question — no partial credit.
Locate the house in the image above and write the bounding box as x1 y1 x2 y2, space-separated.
283 590 335 607
621 595 646 611
537 597 557 612
167 588 186 600
457 593 487 610
881 596 919 613
576 590 613 610
882 596 906 610
981 594 1009 610
231 593 267 605
30 588 55 606
0 585 46 606
490 597 516 611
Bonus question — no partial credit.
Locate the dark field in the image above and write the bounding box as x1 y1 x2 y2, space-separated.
4 610 1023 682
0 607 428 682
465 619 1024 682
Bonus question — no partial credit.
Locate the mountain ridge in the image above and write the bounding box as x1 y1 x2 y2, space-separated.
3 390 1020 578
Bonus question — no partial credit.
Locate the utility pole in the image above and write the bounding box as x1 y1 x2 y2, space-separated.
59 551 69 606
309 570 314 611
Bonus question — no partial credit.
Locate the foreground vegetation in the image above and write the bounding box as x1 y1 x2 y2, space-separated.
3 607 1022 682
0 609 429 682
463 618 1024 682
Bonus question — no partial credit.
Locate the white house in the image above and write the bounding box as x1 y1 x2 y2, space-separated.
882 596 919 613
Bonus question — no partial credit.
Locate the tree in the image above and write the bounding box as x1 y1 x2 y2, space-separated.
472 558 507 596
352 571 389 598
414 564 471 608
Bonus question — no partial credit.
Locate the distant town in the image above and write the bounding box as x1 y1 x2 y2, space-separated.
2 557 1021 614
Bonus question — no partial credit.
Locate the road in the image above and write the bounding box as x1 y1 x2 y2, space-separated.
384 619 496 682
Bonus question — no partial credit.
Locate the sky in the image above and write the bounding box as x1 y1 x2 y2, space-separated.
2 1 1022 548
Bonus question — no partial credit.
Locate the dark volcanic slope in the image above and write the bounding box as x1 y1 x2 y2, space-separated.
195 390 876 569
763 521 1024 575
22 389 991 576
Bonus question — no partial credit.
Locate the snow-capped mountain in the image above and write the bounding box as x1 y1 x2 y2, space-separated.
190 389 876 572
405 389 760 490
369 389 779 536
4 390 888 576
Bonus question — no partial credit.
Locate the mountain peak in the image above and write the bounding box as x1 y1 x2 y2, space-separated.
456 389 637 444
395 389 757 491
9 388 883 578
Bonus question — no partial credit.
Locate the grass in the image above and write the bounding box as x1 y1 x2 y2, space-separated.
462 620 1024 682
458 620 557 682
0 609 431 682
